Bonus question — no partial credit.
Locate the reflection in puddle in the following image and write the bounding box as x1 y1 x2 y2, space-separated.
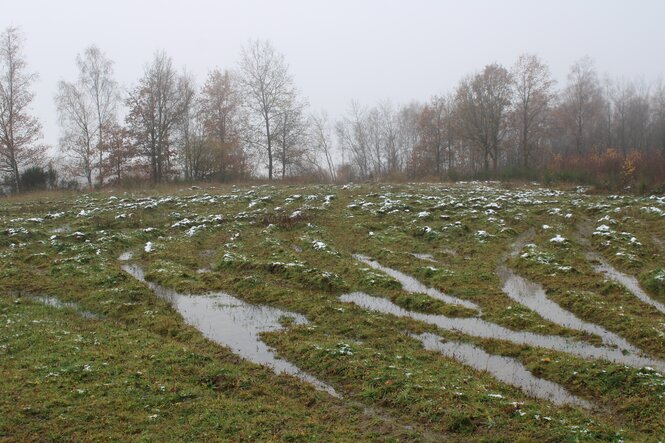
354 254 479 311
122 263 339 397
414 332 592 408
32 296 98 319
497 266 637 350
339 292 665 371
590 257 665 315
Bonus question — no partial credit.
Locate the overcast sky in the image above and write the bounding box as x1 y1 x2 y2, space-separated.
3 0 665 148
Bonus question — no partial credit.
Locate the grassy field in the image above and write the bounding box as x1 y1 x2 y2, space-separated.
1 182 664 442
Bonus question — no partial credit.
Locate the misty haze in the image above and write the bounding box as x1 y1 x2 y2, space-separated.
1 1 665 441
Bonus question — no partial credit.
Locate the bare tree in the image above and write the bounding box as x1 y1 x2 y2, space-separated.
511 54 555 168
0 27 43 193
180 110 217 181
365 107 385 177
174 72 200 180
308 111 336 182
238 40 298 180
625 79 650 152
126 51 189 183
376 102 397 174
104 123 136 184
78 47 118 186
455 63 513 173
395 102 422 175
651 79 665 152
274 95 308 178
609 77 635 157
336 101 370 179
55 80 96 187
415 97 446 177
560 57 604 154
199 68 244 180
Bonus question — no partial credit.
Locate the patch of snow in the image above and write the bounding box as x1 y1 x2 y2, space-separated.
549 235 567 244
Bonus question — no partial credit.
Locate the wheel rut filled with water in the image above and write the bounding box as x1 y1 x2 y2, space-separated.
121 262 339 397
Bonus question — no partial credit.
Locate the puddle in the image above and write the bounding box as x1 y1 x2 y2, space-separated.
354 254 479 311
118 251 133 261
411 253 437 262
414 332 592 408
339 292 665 371
497 266 637 350
122 263 339 397
589 255 665 315
32 296 98 319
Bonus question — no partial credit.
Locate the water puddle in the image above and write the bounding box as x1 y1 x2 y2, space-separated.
32 296 98 319
414 332 592 408
122 263 339 397
497 266 637 350
589 255 665 315
354 254 479 311
339 292 665 371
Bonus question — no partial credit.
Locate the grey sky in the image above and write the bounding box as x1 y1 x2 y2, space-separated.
3 0 665 148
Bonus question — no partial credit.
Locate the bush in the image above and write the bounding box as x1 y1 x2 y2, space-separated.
18 165 59 193
20 166 49 192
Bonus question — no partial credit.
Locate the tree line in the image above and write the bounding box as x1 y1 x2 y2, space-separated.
1 26 664 193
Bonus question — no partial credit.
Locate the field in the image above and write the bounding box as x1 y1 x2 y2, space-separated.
1 182 665 442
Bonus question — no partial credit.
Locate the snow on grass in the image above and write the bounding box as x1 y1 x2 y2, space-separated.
312 241 327 251
549 235 567 244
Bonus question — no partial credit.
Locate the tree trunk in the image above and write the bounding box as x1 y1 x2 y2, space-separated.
12 161 20 193
265 114 272 180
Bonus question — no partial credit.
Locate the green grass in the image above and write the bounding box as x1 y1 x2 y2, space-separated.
1 183 664 441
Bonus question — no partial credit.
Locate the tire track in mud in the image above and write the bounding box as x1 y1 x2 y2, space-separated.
499 228 641 351
576 220 665 315
342 244 665 408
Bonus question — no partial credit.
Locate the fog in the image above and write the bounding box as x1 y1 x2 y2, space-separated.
2 0 665 148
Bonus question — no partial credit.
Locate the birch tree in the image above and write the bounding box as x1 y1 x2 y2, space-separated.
0 27 43 193
55 79 96 187
239 40 299 180
78 47 118 185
